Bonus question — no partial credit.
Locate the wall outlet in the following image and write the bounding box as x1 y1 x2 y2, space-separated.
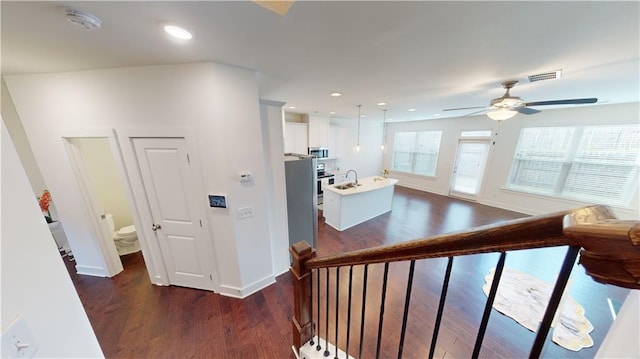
237 206 254 219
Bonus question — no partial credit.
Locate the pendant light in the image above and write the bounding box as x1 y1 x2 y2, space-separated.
356 105 362 152
381 109 387 151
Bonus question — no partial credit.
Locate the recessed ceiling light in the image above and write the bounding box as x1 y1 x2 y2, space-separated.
164 25 193 40
330 92 342 97
377 102 387 106
360 115 366 118
288 106 296 109
433 113 440 117
408 108 416 112
330 111 336 115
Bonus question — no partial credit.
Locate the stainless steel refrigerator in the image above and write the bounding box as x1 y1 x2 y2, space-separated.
284 154 318 249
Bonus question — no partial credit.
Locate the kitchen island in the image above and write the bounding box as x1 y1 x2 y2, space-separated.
323 176 398 231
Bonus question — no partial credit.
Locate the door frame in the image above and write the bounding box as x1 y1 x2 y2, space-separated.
449 138 493 201
61 128 133 277
116 127 219 290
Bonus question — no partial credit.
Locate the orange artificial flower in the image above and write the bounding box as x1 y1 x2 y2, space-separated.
39 190 51 212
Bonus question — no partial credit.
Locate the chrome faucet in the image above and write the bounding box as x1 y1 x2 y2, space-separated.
345 169 358 186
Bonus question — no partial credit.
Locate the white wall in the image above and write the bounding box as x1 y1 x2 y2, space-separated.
74 138 132 229
4 62 278 297
1 80 49 208
1 119 104 358
260 100 290 275
384 103 640 220
596 290 640 358
329 116 384 179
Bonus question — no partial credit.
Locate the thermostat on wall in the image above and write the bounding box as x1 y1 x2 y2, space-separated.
208 194 227 208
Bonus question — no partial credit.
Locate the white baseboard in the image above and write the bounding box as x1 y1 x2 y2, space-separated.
217 285 243 298
75 264 108 277
144 273 169 286
218 274 276 299
274 266 290 277
396 182 448 196
395 184 534 216
479 199 538 216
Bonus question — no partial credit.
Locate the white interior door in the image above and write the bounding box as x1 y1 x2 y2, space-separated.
65 137 123 277
133 137 216 291
449 140 491 200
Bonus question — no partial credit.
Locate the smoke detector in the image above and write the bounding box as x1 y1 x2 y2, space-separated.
65 9 101 31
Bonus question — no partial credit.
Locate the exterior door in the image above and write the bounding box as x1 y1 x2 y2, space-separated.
133 137 216 290
450 140 491 200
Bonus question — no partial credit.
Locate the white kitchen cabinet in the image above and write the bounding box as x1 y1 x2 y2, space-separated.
328 125 346 159
308 117 330 147
284 122 308 154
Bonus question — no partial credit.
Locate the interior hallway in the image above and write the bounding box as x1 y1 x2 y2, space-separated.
64 186 625 358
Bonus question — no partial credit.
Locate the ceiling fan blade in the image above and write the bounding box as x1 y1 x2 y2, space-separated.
464 109 489 116
525 98 598 107
443 106 486 111
516 107 541 115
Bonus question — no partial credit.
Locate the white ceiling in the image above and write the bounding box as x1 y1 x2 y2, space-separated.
2 1 639 122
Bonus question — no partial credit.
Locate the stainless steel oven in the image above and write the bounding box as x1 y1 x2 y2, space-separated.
316 162 334 205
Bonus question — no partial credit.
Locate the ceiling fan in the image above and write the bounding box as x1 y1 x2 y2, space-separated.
443 80 598 121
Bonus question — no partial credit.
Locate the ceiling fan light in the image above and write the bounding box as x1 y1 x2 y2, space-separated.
487 108 517 121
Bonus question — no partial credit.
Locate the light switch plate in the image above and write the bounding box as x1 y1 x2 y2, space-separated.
237 206 254 219
1 315 39 358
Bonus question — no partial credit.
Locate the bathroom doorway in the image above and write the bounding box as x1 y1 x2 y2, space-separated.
64 135 141 274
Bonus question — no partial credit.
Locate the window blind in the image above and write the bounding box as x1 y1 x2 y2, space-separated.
561 126 640 202
392 131 442 176
507 125 640 205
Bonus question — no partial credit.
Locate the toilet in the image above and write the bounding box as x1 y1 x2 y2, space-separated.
105 214 140 256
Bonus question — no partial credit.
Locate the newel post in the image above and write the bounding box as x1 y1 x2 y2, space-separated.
290 241 315 355
563 208 640 289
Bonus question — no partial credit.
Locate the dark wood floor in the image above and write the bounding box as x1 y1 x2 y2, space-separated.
65 186 625 358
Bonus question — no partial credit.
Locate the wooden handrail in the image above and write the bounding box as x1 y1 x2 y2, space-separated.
290 205 640 357
305 205 598 269
302 205 640 289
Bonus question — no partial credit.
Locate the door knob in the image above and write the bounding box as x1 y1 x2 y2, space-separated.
152 224 162 231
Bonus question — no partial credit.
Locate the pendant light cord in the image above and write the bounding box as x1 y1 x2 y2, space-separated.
357 105 362 150
381 109 387 150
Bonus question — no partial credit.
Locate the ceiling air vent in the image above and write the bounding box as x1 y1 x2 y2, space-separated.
527 70 562 83
65 9 101 31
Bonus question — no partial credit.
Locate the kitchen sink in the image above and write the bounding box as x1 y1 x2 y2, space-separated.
334 182 362 190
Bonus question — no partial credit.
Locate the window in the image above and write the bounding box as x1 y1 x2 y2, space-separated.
460 130 493 137
392 131 442 176
508 127 574 194
507 125 640 205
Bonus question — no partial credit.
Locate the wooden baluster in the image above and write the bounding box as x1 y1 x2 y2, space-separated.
291 241 316 355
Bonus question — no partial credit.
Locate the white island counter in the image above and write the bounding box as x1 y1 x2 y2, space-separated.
323 176 399 231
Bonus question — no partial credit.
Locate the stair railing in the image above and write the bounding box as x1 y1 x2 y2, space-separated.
290 205 640 358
